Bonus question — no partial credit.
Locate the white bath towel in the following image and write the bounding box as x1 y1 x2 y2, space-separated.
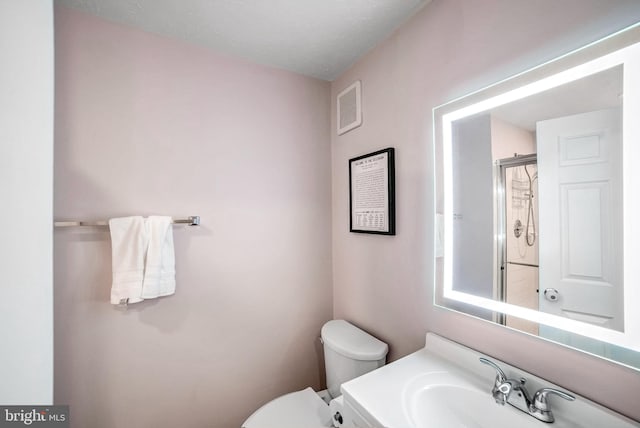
109 216 147 305
141 216 176 299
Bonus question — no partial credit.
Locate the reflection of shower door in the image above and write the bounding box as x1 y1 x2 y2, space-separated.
497 155 539 335
537 108 623 333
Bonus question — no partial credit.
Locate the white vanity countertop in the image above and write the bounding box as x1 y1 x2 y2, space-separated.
340 333 639 428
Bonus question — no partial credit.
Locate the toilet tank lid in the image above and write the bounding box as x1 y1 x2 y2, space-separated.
321 320 388 361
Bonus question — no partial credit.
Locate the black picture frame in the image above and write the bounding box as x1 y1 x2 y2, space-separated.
349 148 396 235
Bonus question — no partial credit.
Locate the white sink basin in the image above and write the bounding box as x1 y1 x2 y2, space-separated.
405 372 540 428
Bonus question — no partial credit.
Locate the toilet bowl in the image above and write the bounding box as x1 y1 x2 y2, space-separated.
242 320 388 428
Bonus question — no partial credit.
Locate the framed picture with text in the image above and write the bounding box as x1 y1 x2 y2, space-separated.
349 147 395 235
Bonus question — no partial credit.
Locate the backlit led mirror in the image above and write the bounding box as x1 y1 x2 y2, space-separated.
434 24 640 370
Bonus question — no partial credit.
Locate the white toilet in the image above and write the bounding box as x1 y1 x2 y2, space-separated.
242 320 388 428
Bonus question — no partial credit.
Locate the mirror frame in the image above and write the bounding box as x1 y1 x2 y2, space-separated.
433 23 640 367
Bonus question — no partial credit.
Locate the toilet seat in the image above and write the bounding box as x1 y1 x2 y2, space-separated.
242 387 332 428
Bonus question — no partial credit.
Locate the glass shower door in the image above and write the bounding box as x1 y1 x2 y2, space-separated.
497 155 539 334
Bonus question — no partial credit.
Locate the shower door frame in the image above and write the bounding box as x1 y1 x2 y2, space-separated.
495 153 537 326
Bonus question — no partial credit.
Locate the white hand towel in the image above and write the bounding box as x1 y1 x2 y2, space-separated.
141 216 176 299
109 216 147 305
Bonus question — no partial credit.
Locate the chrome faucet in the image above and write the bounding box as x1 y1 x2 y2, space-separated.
479 357 575 423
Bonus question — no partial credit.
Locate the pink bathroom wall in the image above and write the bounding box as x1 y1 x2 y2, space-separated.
54 6 331 428
331 0 640 421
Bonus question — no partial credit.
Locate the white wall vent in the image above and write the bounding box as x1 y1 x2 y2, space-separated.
337 80 362 135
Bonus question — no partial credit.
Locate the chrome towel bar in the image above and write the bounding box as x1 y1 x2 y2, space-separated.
54 215 200 228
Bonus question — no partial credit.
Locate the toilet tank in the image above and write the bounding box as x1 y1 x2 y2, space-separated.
321 320 388 398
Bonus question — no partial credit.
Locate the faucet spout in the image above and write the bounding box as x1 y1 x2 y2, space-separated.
497 377 533 414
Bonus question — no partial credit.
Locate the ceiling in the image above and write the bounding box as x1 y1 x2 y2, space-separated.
491 65 623 131
57 0 430 81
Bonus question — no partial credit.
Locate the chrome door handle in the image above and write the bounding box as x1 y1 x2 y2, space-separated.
544 288 559 302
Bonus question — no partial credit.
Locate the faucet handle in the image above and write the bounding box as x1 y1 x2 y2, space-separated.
530 388 575 423
479 357 509 405
479 357 507 383
533 388 575 411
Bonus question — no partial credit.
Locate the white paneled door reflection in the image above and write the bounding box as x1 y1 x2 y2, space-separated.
537 107 623 334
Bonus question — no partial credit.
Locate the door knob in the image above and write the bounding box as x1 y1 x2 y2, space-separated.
544 288 559 302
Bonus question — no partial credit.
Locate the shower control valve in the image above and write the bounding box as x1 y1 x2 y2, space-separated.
513 219 524 238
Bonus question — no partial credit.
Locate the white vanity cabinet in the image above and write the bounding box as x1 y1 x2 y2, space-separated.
340 398 378 428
